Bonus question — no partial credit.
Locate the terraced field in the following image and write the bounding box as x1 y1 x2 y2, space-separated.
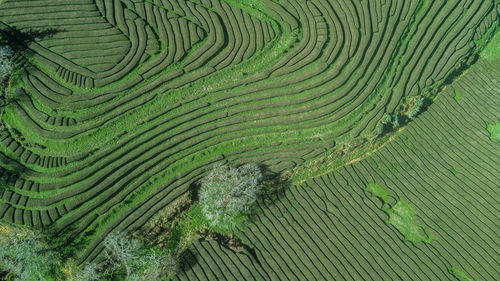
0 0 498 276
174 42 500 281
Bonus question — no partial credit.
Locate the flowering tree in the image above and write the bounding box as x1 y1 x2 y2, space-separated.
0 45 13 84
199 163 262 232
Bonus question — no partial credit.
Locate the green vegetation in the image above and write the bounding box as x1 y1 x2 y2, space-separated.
199 163 262 233
480 27 500 61
0 0 498 280
161 163 262 254
454 90 464 101
376 113 401 136
0 224 176 281
101 231 177 281
181 56 500 280
364 183 389 202
164 203 208 253
383 200 433 244
408 96 426 120
0 224 62 281
487 122 500 142
0 45 13 85
365 183 433 244
68 262 100 281
449 267 474 281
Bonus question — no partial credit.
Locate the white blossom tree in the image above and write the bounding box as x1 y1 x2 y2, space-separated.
199 163 262 232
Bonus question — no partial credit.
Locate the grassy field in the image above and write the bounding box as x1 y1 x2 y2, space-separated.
0 0 498 279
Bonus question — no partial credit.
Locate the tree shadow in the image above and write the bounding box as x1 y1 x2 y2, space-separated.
257 163 291 208
177 248 199 273
0 26 63 103
188 180 201 202
0 26 63 55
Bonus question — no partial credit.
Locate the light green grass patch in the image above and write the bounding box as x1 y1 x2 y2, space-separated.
365 183 389 202
480 29 500 61
383 200 433 244
487 122 500 142
449 267 473 281
454 90 463 101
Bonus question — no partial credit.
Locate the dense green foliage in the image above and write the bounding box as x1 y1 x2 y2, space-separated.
376 113 401 135
68 262 100 281
0 224 177 281
0 1 495 265
163 163 263 255
0 225 61 281
408 97 425 120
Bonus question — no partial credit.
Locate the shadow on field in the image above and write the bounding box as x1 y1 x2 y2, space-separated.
0 26 64 108
178 248 199 272
257 164 291 208
0 25 63 55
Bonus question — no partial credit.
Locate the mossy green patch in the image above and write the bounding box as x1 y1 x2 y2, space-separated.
487 122 500 142
383 200 433 244
364 184 432 244
480 29 500 62
454 90 463 101
364 183 389 202
449 267 473 281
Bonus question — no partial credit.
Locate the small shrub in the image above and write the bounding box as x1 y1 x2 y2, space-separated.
381 113 392 124
377 113 402 136
408 97 425 119
392 114 400 129
376 122 385 135
199 163 262 232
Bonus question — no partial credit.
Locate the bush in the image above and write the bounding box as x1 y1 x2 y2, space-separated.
408 97 425 119
0 225 60 281
199 163 262 232
377 113 402 136
376 123 385 135
381 113 392 124
103 231 178 281
0 45 13 84
69 262 100 281
392 114 400 129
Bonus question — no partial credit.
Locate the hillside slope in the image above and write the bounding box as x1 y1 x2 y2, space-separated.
0 0 497 264
175 36 500 281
